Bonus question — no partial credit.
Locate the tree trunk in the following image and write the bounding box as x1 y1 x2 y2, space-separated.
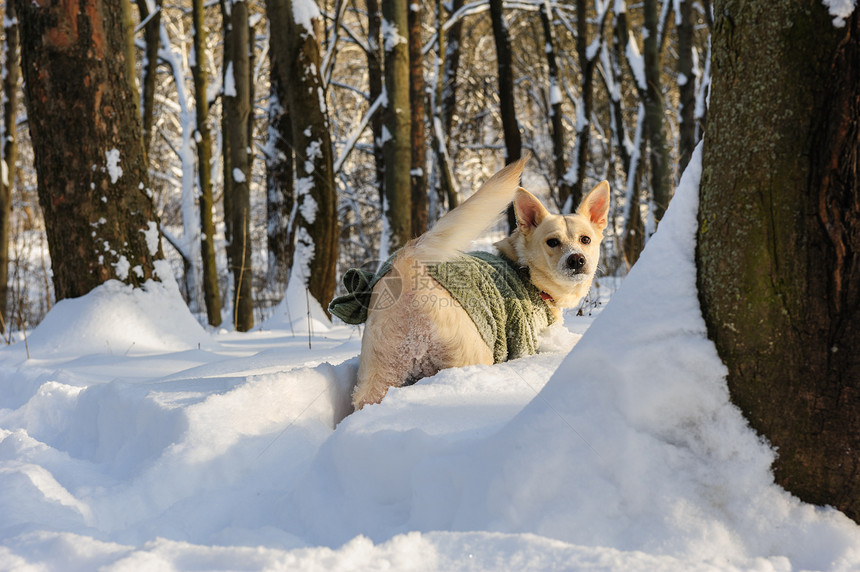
489 0 521 166
489 0 521 231
265 43 295 297
676 0 696 173
432 0 458 211
568 0 598 211
367 0 385 204
539 1 571 210
268 0 338 314
16 0 164 301
223 0 254 331
442 0 463 139
698 0 860 524
0 0 19 332
643 0 673 223
135 0 162 159
191 0 222 327
382 0 412 252
409 0 428 237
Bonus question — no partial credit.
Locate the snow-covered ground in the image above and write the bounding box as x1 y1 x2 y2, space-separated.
2 148 860 571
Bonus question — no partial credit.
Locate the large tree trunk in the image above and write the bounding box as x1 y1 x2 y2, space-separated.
382 0 412 252
698 0 859 524
1 0 19 334
16 0 164 301
268 0 338 314
223 0 254 331
409 0 428 237
191 0 222 327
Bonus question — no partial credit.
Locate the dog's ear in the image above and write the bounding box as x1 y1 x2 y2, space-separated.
513 188 550 234
576 181 610 231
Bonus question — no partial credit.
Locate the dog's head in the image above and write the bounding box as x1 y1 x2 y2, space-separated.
496 181 610 310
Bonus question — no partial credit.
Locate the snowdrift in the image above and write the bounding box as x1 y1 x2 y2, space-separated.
1 146 859 570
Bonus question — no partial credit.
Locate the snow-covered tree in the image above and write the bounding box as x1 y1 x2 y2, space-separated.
267 0 338 316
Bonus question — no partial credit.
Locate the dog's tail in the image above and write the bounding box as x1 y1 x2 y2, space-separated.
410 156 527 263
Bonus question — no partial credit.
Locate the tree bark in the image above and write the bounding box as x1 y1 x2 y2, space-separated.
1 0 20 332
382 0 412 252
222 0 253 331
191 0 222 327
409 0 428 237
268 0 338 314
698 0 860 523
16 0 164 301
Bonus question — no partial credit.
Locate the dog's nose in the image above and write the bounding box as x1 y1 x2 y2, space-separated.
566 253 586 272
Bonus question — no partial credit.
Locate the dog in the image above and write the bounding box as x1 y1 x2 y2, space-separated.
331 158 610 410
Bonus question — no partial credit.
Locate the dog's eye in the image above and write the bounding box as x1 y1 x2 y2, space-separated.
546 238 560 248
580 236 591 245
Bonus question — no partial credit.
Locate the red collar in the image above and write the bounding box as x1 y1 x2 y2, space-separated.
540 291 554 302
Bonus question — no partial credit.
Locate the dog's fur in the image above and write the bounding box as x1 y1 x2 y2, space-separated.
352 158 610 410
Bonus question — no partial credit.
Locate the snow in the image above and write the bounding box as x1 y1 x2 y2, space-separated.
822 0 856 26
223 62 236 98
381 18 407 51
292 0 321 34
105 149 123 184
231 167 246 183
2 150 860 570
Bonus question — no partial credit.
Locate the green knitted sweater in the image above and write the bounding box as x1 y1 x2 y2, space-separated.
328 252 555 363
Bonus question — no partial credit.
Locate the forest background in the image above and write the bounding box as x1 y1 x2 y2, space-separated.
0 0 711 335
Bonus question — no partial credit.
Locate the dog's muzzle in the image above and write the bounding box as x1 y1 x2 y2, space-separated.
566 253 587 274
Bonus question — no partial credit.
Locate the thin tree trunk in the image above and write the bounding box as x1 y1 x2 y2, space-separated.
367 0 385 204
191 0 222 327
489 0 521 231
409 0 428 237
382 0 412 252
698 1 859 524
16 0 164 300
643 0 673 223
442 0 464 138
135 0 162 159
223 0 254 331
539 1 571 209
676 0 696 173
432 0 458 211
0 0 19 333
489 0 521 165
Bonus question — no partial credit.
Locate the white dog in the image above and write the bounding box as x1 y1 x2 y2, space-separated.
330 158 610 410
